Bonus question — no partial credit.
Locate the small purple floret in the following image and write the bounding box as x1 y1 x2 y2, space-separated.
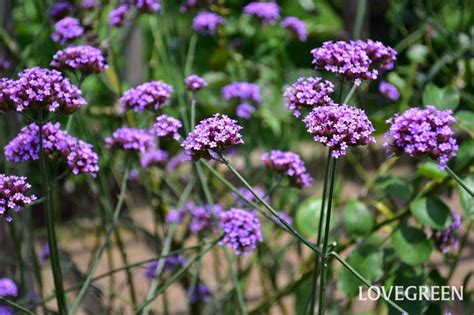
119 81 173 112
379 81 400 101
262 150 313 188
192 11 225 35
0 174 37 222
152 114 182 140
185 74 208 92
219 208 263 255
51 45 108 74
52 17 84 44
283 77 334 117
281 17 307 42
105 127 155 153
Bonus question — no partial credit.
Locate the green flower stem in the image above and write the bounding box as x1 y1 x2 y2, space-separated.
330 252 407 313
0 297 35 315
317 158 337 315
68 164 130 315
134 236 222 314
38 110 68 314
306 151 332 315
191 95 196 130
446 166 474 197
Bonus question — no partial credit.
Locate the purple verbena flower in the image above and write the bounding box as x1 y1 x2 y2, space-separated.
119 81 173 112
434 212 462 253
0 306 14 315
81 0 96 9
185 74 208 92
384 106 458 169
182 114 244 160
222 82 261 104
233 186 268 207
188 283 212 303
9 67 86 114
274 211 293 227
152 114 182 140
51 45 108 75
109 5 129 26
0 59 11 72
281 17 307 42
190 204 223 233
105 127 155 153
192 11 225 35
356 39 397 73
0 174 37 222
262 150 313 188
0 78 15 112
304 104 376 158
51 17 84 44
144 255 188 280
243 2 280 25
219 208 263 255
0 278 18 297
379 81 400 101
140 149 169 168
49 2 75 22
63 138 100 176
165 202 194 224
166 152 188 172
235 103 256 120
134 0 160 12
180 0 215 12
283 77 334 117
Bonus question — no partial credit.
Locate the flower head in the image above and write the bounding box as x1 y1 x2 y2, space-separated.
0 78 15 112
119 81 173 112
283 77 334 117
262 150 313 188
190 204 223 234
140 149 168 168
109 5 129 26
311 40 396 85
233 186 268 207
105 128 155 153
81 0 96 9
9 67 86 114
52 17 84 44
144 255 188 280
152 114 182 140
49 2 75 22
235 103 256 120
281 17 307 41
219 209 263 255
180 0 215 12
185 74 208 92
134 0 160 12
51 45 108 75
187 283 212 303
182 114 243 160
434 212 462 253
243 2 280 24
192 11 225 35
304 104 375 158
384 106 458 169
0 174 37 222
378 81 400 101
222 82 261 104
0 278 18 297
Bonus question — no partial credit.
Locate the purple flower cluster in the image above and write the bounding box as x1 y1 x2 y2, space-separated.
188 283 212 303
283 77 334 117
0 78 14 112
185 74 208 92
275 211 293 226
49 2 75 22
261 150 313 188
222 82 261 104
190 204 223 233
378 81 400 101
235 103 255 120
0 278 18 297
165 202 195 224
134 0 161 13
281 17 308 42
219 208 263 255
144 255 188 280
182 114 243 160
304 104 376 158
109 5 129 26
434 212 462 253
0 174 37 222
192 11 225 35
384 106 458 169
243 2 280 25
119 81 173 112
51 17 84 44
311 40 396 85
81 0 96 9
51 45 108 74
0 306 14 315
105 128 155 153
140 149 168 168
180 0 215 12
5 123 100 176
7 67 86 114
233 186 268 207
152 114 182 140
0 59 10 72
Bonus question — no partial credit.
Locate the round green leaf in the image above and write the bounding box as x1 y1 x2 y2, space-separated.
409 197 452 229
295 197 336 238
343 200 374 237
392 225 433 266
375 176 412 201
422 83 460 110
417 161 448 181
458 174 474 220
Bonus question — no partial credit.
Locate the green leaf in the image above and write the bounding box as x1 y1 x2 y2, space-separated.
455 110 474 133
409 197 452 229
417 161 448 181
458 174 474 219
385 267 428 315
375 176 412 201
456 139 474 170
343 200 374 237
392 225 433 266
422 83 460 110
295 197 336 238
338 245 383 297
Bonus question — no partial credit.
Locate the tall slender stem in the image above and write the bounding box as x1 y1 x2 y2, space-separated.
446 166 474 197
38 110 68 314
191 95 196 130
317 158 337 315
